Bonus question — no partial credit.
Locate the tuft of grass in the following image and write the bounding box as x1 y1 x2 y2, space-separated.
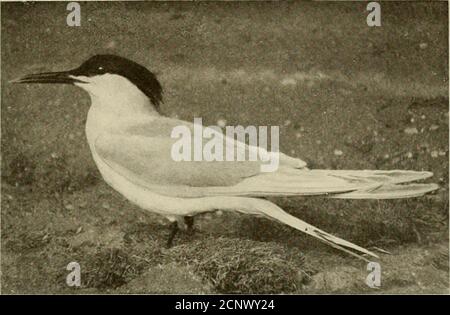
169 237 314 294
81 248 149 290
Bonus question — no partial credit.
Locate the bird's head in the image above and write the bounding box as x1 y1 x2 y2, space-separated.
12 54 163 112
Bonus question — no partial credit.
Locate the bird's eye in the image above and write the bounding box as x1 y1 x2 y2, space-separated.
98 66 104 71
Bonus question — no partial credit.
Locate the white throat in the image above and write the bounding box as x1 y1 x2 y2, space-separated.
74 73 159 117
75 73 160 150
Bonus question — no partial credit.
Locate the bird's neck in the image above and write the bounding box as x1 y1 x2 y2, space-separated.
84 83 160 149
89 90 159 117
76 75 161 118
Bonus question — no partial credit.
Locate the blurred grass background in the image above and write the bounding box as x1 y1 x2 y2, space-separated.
1 1 448 293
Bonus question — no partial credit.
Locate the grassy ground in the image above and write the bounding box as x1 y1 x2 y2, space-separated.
1 2 448 294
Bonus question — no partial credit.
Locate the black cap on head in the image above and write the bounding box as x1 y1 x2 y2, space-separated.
72 54 163 110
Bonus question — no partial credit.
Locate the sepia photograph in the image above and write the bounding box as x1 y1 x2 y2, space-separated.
1 0 448 297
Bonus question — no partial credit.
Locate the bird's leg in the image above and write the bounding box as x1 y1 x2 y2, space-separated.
184 216 195 234
166 221 179 248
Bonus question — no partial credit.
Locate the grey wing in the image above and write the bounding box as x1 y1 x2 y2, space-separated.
93 129 263 195
94 118 435 199
94 117 387 198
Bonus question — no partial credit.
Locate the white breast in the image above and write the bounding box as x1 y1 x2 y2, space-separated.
85 105 224 221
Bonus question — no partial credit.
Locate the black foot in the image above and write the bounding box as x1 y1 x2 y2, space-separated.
184 216 195 234
166 221 179 248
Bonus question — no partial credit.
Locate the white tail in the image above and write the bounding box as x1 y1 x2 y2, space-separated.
225 197 379 261
201 169 438 199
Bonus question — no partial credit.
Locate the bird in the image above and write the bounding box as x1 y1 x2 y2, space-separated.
12 54 439 261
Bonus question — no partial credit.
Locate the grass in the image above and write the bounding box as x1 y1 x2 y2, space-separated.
1 1 448 294
168 237 312 294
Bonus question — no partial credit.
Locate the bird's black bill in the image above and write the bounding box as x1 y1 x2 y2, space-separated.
11 71 86 84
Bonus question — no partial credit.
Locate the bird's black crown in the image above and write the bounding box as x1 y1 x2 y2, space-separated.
72 54 163 110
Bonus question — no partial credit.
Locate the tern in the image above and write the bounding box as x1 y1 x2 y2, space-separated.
13 54 439 261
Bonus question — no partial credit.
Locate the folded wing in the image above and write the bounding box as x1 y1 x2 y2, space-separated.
94 117 437 199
